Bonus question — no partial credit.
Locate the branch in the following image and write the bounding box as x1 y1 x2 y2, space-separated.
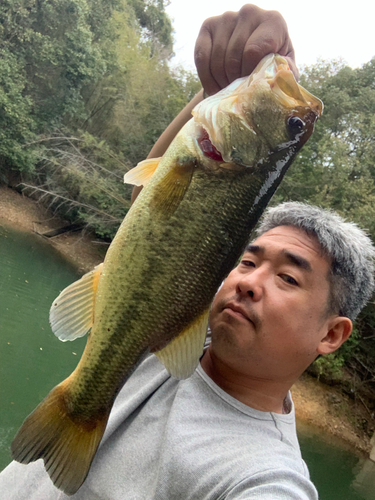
20 184 122 221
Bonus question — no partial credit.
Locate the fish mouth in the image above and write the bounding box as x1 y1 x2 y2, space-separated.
197 127 224 162
254 54 323 117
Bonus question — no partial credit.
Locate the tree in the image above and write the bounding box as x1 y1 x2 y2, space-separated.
6 0 198 239
0 0 120 173
126 0 173 55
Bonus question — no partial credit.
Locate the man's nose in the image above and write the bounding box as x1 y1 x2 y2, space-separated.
236 267 266 301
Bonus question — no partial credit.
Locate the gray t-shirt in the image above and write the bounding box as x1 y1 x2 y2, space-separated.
0 354 318 499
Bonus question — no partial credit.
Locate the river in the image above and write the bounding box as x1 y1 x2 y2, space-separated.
1 223 374 499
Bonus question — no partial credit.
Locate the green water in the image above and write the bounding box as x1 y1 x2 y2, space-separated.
298 422 375 499
1 223 375 499
0 223 86 470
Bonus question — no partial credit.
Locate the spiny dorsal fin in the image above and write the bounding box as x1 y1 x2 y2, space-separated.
150 160 195 217
154 307 210 379
49 263 103 342
123 157 161 186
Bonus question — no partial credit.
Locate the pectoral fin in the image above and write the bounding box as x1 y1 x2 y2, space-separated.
150 160 195 217
49 263 103 341
154 307 210 379
124 158 161 186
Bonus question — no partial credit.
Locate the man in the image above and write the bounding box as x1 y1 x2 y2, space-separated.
2 5 374 500
203 202 374 412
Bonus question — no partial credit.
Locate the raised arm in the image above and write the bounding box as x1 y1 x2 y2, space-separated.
130 90 204 204
131 4 297 204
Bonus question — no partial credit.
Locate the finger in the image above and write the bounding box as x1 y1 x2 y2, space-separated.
209 11 238 90
241 28 285 75
195 13 239 96
238 9 296 77
278 38 299 80
224 4 268 83
194 21 217 96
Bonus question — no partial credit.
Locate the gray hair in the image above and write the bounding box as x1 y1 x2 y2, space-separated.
256 202 375 320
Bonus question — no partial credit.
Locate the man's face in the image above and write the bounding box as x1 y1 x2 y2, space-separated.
208 225 336 380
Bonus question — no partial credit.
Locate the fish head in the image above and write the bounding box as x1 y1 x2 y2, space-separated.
193 54 323 168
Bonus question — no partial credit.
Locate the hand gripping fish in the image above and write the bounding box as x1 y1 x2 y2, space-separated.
11 54 323 495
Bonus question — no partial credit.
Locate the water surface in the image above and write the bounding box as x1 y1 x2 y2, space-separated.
298 422 375 500
0 223 86 470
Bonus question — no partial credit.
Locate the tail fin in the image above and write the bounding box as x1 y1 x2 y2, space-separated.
11 382 110 496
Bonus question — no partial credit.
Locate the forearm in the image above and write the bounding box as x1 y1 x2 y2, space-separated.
130 89 204 204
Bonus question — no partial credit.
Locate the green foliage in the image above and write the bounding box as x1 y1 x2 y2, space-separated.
127 0 173 54
0 0 198 238
0 50 37 172
0 0 191 234
313 329 361 381
313 354 346 380
0 0 116 123
82 7 199 166
101 63 200 165
0 0 122 173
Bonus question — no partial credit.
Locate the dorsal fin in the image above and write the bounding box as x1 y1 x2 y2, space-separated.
49 263 103 341
154 307 210 379
124 157 161 186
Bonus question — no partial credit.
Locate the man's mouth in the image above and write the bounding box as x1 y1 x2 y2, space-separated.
223 303 252 323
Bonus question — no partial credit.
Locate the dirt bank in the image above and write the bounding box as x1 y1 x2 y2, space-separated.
0 184 372 455
292 373 371 454
0 185 105 273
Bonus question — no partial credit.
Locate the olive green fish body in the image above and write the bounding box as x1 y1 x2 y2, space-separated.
69 166 254 408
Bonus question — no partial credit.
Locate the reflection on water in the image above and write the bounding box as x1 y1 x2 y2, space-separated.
352 459 375 500
1 222 375 499
0 223 86 470
298 421 375 500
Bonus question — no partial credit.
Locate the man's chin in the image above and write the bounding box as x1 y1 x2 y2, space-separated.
210 318 256 351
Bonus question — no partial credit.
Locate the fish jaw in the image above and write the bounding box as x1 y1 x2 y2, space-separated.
192 53 323 167
252 54 323 116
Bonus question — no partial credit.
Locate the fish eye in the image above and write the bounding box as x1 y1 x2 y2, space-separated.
287 116 305 135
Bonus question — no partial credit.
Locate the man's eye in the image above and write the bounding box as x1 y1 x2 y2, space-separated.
280 274 298 286
241 260 255 267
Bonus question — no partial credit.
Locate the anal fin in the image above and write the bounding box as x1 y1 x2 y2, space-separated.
154 307 210 379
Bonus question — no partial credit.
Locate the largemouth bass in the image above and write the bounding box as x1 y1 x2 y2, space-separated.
11 54 323 495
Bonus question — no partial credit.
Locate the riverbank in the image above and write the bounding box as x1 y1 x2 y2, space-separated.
0 184 372 455
0 185 105 273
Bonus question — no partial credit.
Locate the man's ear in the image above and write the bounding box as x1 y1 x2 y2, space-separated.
317 316 353 355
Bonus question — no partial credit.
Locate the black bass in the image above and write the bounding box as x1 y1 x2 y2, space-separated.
11 54 323 495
